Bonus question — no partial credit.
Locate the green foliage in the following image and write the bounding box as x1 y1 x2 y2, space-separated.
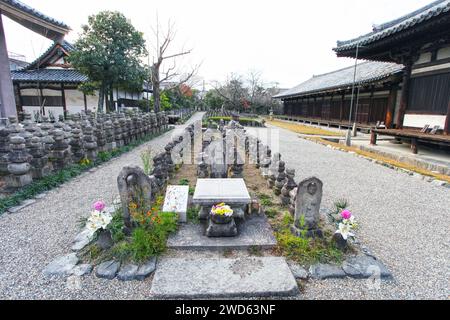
204 90 225 109
111 211 178 263
187 206 200 224
107 209 125 243
188 186 195 196
264 208 278 219
248 246 263 257
140 147 153 175
178 178 189 186
208 116 263 127
334 198 349 213
69 11 147 111
0 128 171 215
257 193 273 207
274 213 343 265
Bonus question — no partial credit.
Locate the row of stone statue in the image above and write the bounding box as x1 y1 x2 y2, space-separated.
247 136 324 238
118 123 198 233
0 110 169 190
196 120 246 179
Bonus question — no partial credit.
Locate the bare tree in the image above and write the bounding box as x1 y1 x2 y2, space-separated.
148 18 198 112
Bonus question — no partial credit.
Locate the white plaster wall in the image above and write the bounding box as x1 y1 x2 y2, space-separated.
65 89 84 107
437 46 450 60
412 63 450 75
41 89 61 97
43 107 64 120
21 88 40 96
415 52 432 65
404 114 446 128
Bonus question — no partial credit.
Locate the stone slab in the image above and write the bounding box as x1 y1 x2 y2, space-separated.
43 253 79 277
193 178 251 205
167 215 276 250
342 256 392 279
150 257 299 298
7 199 36 214
162 185 189 223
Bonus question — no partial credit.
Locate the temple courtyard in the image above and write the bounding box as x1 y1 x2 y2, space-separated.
0 112 448 300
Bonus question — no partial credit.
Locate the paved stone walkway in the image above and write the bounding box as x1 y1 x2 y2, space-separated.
248 125 450 300
0 113 204 300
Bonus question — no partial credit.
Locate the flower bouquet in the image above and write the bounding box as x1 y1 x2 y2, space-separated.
86 200 113 235
210 203 234 224
333 210 358 249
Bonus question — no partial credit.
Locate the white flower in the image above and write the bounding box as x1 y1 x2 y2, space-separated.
86 210 113 233
336 223 354 240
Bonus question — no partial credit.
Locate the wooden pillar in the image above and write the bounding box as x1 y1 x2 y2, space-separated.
38 83 45 115
14 84 23 114
83 93 88 112
444 102 450 135
396 61 413 129
340 92 345 122
411 138 418 154
370 130 377 145
0 14 17 118
368 86 374 124
385 87 397 129
61 83 67 118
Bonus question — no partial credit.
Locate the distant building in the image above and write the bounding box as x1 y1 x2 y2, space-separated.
276 0 450 135
8 53 28 71
11 41 151 119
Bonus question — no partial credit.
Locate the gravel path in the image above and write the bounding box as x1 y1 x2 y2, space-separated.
248 125 450 300
0 113 204 300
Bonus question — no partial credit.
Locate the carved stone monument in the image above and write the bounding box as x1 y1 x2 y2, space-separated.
291 177 323 238
117 166 153 234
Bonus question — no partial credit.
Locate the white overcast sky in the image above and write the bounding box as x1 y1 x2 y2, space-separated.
3 0 431 89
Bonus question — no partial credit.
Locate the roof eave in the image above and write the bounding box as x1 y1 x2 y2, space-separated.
0 1 70 41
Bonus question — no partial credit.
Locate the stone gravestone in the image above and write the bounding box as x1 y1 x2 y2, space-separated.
291 177 323 238
162 185 189 223
117 166 153 234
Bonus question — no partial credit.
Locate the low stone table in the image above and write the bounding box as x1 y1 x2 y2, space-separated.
192 178 251 220
162 185 189 223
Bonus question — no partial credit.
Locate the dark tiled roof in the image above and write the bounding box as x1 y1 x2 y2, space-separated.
0 0 70 30
11 68 88 83
273 61 403 99
21 40 74 71
334 0 450 52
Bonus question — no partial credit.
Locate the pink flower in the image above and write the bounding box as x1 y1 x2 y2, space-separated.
341 210 352 220
93 200 106 212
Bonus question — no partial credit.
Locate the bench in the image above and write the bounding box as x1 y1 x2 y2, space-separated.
370 128 450 154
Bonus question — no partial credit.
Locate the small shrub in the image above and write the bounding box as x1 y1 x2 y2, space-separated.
140 147 153 175
265 208 278 219
188 186 195 196
107 209 125 243
179 178 190 186
187 206 200 224
334 198 349 213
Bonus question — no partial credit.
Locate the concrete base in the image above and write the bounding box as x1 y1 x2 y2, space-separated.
150 257 299 298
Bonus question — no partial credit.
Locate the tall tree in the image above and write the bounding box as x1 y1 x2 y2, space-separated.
149 19 198 113
69 11 147 112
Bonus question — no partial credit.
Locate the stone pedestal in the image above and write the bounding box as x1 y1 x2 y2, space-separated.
51 130 72 170
5 136 32 189
206 217 238 237
29 136 52 179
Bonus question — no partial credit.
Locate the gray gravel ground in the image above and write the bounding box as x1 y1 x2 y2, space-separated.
1 116 448 300
0 113 204 300
248 126 450 300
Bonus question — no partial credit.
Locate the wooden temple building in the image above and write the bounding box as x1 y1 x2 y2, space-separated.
275 0 450 152
0 0 70 118
10 40 151 119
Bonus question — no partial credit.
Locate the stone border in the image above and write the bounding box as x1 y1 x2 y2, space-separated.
304 137 450 189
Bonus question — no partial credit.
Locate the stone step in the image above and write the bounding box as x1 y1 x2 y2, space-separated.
167 215 276 250
150 257 299 299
